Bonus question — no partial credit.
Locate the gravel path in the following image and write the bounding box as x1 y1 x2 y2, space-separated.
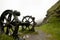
24 30 52 40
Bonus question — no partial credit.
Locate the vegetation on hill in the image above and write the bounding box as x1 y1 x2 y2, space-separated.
37 15 60 40
36 1 60 40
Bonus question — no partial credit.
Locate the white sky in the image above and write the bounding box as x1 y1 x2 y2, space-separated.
0 0 58 22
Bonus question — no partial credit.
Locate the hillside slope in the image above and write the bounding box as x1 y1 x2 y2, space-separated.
38 0 60 40
42 1 60 24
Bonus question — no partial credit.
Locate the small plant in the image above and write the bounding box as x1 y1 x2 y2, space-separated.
0 34 14 40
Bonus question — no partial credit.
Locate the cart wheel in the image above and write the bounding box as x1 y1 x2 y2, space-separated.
22 16 35 31
1 10 15 35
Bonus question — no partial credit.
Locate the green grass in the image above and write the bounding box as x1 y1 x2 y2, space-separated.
19 30 38 37
36 16 60 40
0 14 60 40
0 26 38 40
0 34 14 40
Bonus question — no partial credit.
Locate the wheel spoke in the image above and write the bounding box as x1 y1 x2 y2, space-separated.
25 18 27 21
28 18 30 20
30 21 33 23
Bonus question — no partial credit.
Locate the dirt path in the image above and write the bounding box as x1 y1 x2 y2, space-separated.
24 30 52 40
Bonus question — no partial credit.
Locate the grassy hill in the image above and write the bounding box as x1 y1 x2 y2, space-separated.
37 16 60 40
36 1 60 40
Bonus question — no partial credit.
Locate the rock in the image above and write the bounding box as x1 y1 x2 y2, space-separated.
42 0 60 24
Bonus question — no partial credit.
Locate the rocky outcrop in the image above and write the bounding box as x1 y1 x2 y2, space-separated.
42 0 60 24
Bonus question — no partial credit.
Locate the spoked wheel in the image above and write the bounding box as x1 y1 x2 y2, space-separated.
0 10 22 39
22 16 35 31
1 10 15 35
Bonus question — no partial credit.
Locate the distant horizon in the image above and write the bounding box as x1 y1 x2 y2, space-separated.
0 0 58 24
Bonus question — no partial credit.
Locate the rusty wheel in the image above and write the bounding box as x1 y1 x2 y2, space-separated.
22 16 35 31
1 10 15 35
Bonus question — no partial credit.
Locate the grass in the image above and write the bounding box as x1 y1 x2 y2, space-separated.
0 14 60 40
0 22 60 40
0 26 38 40
0 34 14 40
36 24 60 40
19 30 38 37
36 16 60 40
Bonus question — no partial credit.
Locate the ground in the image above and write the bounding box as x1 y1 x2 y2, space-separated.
22 29 52 40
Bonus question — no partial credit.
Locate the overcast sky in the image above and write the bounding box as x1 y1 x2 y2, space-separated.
0 0 58 22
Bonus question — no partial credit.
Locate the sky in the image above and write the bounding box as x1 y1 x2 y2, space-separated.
0 0 58 23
